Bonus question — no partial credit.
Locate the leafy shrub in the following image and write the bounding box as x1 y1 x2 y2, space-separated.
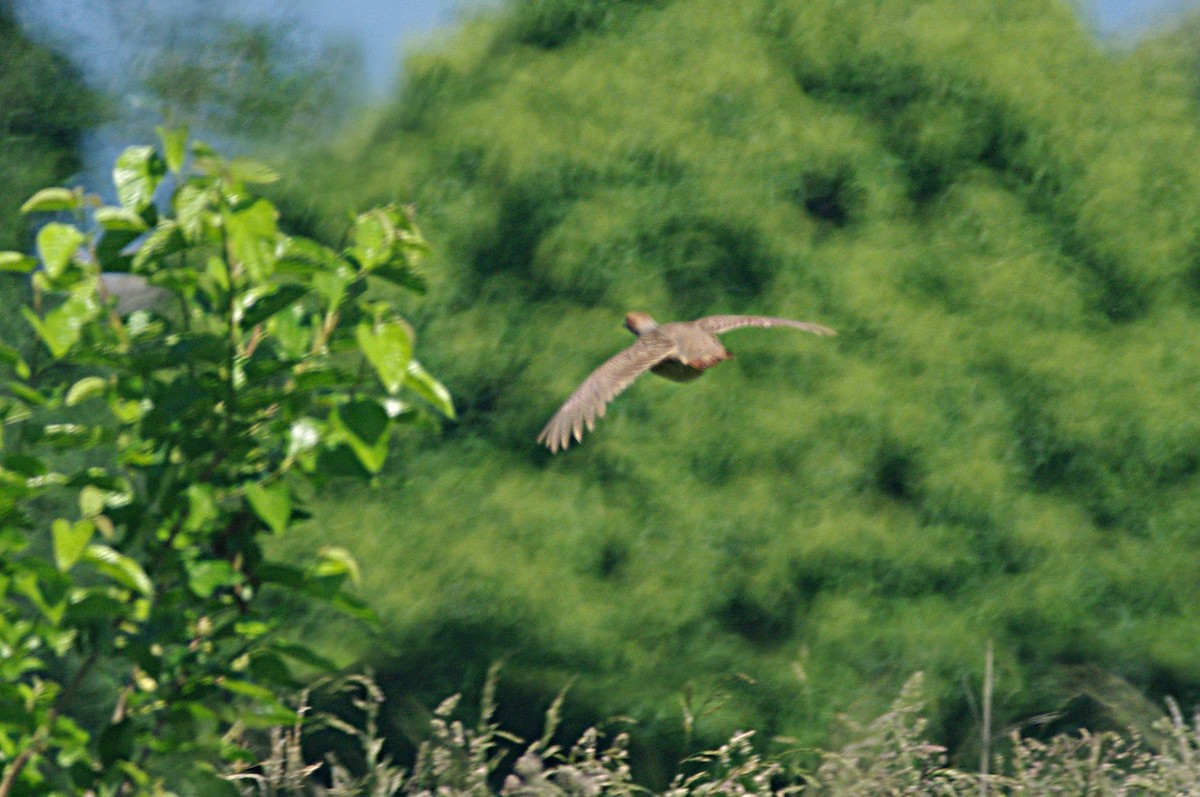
0 130 452 794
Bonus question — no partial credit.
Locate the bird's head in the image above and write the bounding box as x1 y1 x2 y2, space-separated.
624 312 658 335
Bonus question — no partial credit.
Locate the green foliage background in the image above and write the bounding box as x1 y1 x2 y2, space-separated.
0 4 93 251
272 0 1200 764
7 0 1200 780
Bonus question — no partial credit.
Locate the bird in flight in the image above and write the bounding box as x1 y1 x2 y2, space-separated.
538 312 836 452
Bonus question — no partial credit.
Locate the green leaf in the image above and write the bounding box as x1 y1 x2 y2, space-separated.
276 236 343 274
270 304 312 359
351 209 392 270
372 261 428 294
228 158 280 185
315 546 361 584
131 220 186 272
245 481 291 535
184 559 240 598
14 569 67 626
0 251 37 273
0 343 30 379
21 187 82 214
355 320 413 394
224 199 279 282
185 484 219 532
234 620 271 638
95 206 148 232
53 518 94 571
36 222 87 279
156 124 188 174
95 228 140 273
315 443 371 479
78 485 109 517
174 182 213 239
311 269 351 309
83 545 153 596
5 451 48 477
333 399 390 474
113 145 166 210
66 376 108 406
405 359 456 419
215 680 301 725
7 384 47 409
23 291 99 358
240 283 308 328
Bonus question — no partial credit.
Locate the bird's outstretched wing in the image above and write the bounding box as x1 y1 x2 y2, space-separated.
694 315 837 337
538 339 675 453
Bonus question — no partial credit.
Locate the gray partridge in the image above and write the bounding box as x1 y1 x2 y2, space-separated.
538 312 836 452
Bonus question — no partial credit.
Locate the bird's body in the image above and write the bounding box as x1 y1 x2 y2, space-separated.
538 311 836 452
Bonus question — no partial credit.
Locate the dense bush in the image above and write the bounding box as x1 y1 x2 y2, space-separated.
276 0 1200 766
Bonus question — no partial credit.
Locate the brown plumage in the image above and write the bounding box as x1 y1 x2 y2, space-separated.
537 312 836 453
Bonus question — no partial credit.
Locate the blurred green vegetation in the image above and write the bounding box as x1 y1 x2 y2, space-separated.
274 0 1200 771
0 5 94 250
0 3 95 351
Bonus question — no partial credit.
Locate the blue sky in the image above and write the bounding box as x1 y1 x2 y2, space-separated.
1091 0 1200 34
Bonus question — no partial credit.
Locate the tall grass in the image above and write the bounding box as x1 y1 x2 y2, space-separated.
231 672 1200 795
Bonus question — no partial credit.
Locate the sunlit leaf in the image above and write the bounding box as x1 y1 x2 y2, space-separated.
245 481 291 535
95 206 148 232
355 320 413 394
405 359 455 418
23 291 99 358
36 222 86 279
0 251 37 273
156 124 189 174
21 187 82 214
113 145 166 210
276 236 343 274
184 559 240 598
172 184 212 243
224 199 279 281
314 545 361 585
185 484 219 532
84 544 153 596
351 209 392 270
52 518 94 571
66 376 108 406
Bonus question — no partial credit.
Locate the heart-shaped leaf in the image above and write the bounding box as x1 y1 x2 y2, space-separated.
52 518 94 571
245 481 292 535
36 222 86 279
